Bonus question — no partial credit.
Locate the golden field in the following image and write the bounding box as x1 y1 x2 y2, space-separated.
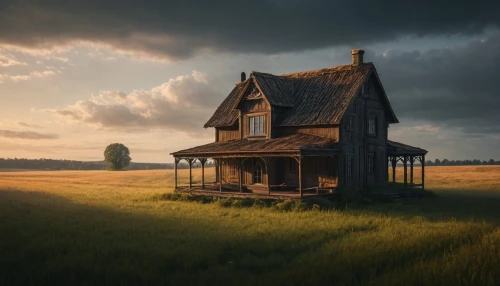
0 166 499 285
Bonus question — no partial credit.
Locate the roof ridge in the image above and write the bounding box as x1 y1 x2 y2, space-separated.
251 71 293 80
282 63 374 78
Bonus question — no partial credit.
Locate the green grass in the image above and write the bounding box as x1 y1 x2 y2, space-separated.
0 167 499 285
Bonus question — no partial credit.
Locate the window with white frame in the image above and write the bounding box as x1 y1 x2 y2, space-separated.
249 115 265 136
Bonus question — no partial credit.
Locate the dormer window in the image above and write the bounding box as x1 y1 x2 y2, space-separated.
249 115 265 136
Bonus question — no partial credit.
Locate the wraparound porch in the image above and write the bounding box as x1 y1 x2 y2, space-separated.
172 150 339 198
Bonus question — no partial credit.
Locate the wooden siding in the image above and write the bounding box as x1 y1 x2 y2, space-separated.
220 157 338 190
339 74 388 189
216 126 240 142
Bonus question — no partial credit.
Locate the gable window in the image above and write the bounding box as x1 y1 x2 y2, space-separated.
253 162 263 184
368 153 375 174
368 117 377 136
249 115 265 136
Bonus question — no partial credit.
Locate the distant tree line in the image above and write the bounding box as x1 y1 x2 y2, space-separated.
0 158 216 171
425 159 500 166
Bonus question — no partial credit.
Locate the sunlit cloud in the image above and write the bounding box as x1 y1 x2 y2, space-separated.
1 70 58 82
51 70 223 135
0 130 58 140
17 122 43 128
0 53 27 67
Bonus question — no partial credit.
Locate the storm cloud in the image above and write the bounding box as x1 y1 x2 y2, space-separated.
1 0 499 59
0 130 58 140
372 31 500 135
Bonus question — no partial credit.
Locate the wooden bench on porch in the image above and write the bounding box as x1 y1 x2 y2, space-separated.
303 178 338 194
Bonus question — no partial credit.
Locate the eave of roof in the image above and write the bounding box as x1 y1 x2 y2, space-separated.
171 133 338 157
387 140 428 155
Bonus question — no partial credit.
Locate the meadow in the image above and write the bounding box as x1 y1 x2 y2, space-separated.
0 166 499 285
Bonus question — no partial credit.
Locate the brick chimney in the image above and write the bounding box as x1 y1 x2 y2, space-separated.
241 72 246 82
351 49 365 66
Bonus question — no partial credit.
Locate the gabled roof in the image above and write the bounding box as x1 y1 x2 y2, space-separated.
171 133 337 157
250 72 295 107
204 63 398 128
203 81 245 128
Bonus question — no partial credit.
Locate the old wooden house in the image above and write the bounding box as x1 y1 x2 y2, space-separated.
172 49 427 198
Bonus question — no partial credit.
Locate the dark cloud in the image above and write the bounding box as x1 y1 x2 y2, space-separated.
53 71 223 133
0 129 58 139
0 0 499 59
371 31 500 134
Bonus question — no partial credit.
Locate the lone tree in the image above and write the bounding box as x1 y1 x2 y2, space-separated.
104 143 131 171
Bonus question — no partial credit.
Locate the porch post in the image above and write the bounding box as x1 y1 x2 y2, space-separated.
262 157 270 195
218 159 223 192
199 158 207 189
337 154 342 188
421 155 425 190
174 158 179 189
403 156 408 188
298 155 303 198
187 158 194 190
410 156 414 189
238 158 243 193
391 157 397 184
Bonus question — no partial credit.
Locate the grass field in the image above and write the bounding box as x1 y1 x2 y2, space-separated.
1 166 499 285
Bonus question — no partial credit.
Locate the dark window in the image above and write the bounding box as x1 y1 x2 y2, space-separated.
347 156 354 178
288 157 297 172
362 82 369 95
326 159 334 176
249 115 265 136
347 116 354 131
230 165 237 176
253 163 262 184
368 153 375 174
368 117 377 136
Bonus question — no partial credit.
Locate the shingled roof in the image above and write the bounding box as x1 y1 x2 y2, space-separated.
204 63 398 128
387 140 428 156
172 133 337 157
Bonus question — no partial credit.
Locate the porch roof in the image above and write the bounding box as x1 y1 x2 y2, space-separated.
171 133 338 158
387 140 428 156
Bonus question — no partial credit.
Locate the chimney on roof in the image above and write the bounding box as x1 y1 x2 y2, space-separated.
241 72 246 82
351 49 365 66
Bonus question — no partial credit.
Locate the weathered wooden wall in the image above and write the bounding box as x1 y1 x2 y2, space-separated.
339 74 388 189
220 157 338 190
216 126 240 142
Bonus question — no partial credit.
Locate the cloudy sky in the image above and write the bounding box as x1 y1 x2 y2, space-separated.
1 0 500 163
